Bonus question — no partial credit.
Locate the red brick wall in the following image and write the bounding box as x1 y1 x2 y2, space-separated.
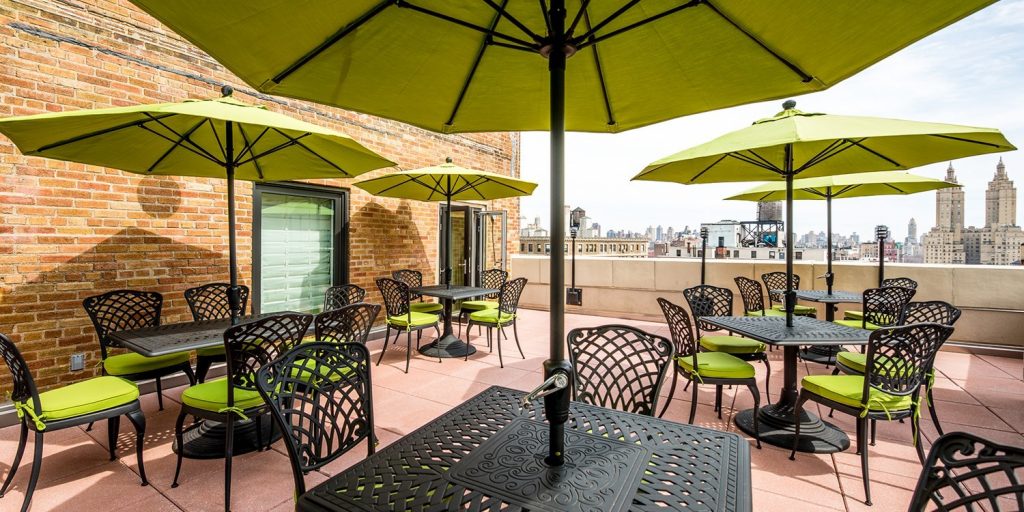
0 0 521 391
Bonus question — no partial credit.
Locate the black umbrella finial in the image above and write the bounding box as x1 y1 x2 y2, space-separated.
221 85 234 97
445 157 453 164
783 99 797 110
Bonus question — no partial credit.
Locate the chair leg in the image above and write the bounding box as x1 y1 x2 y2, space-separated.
125 409 149 486
196 357 213 383
860 417 872 506
659 370 678 418
714 385 723 419
747 383 761 449
223 415 235 512
911 407 926 465
171 411 187 488
688 378 699 424
0 421 28 497
21 432 44 512
107 416 121 461
511 321 524 359
405 331 412 374
789 393 808 460
927 387 944 436
183 364 197 386
376 327 390 366
494 327 504 368
870 419 877 446
155 377 164 411
761 355 771 405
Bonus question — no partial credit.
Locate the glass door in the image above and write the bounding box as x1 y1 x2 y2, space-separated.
475 210 507 280
440 204 471 286
253 184 347 313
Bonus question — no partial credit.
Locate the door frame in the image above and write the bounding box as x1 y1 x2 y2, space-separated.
440 203 474 286
252 182 349 314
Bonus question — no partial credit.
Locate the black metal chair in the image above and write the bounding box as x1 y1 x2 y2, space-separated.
84 290 195 411
391 269 443 314
907 431 1024 512
791 323 954 506
465 277 527 367
323 284 366 312
844 277 919 321
735 276 786 318
683 284 771 404
255 342 375 500
566 324 673 416
171 312 313 512
834 286 916 331
761 271 817 317
184 283 251 382
0 332 148 512
458 268 507 337
657 298 761 446
315 303 380 346
376 277 441 373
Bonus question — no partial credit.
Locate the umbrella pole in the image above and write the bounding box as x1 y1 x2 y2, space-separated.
225 121 241 325
784 144 795 328
445 176 452 289
826 189 833 294
700 235 707 285
543 0 571 468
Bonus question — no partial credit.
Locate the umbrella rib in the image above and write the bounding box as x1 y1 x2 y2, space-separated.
33 113 178 153
799 139 847 169
144 117 208 174
457 176 488 200
236 125 266 180
482 0 543 42
929 133 1006 148
540 0 553 34
687 153 730 182
565 0 588 36
236 138 299 165
702 1 814 83
882 183 909 194
575 0 702 49
846 138 903 168
233 126 271 166
446 1 507 129
398 2 540 50
571 0 641 43
271 128 353 177
795 139 862 172
271 0 396 86
462 175 532 196
834 185 858 197
730 150 779 172
373 175 419 196
581 8 616 126
207 118 228 162
138 116 225 165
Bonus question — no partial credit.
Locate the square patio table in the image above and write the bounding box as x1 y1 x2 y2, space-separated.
772 290 863 365
298 385 752 512
701 315 871 453
411 285 499 358
109 312 305 459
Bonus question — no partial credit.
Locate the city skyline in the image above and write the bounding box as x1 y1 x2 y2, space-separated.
517 1 1023 243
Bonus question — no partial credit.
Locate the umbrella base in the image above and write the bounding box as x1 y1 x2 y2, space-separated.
419 333 477 358
173 415 282 459
735 404 850 453
800 345 843 365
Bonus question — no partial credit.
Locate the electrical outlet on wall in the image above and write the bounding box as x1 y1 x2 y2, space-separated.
70 353 86 371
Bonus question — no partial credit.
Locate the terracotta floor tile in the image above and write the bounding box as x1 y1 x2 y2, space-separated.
752 488 845 511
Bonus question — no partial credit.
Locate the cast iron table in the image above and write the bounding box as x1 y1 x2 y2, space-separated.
701 315 870 453
298 386 751 512
412 285 499 358
778 290 863 365
110 312 303 459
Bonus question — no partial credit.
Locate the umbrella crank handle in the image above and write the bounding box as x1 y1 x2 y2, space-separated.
521 373 569 408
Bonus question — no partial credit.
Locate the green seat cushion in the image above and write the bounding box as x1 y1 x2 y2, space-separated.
460 300 499 312
103 351 191 376
410 302 443 313
181 377 264 412
23 376 139 422
387 311 438 328
744 308 787 318
834 319 882 330
844 310 864 320
699 335 766 354
772 304 818 315
468 309 516 324
801 375 912 412
677 351 755 379
196 345 226 357
836 351 867 373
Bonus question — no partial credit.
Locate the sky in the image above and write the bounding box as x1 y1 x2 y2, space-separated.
518 1 1024 242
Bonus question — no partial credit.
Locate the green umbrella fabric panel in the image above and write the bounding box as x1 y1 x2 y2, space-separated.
724 171 961 202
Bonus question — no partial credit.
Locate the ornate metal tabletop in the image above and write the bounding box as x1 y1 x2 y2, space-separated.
109 312 295 357
788 290 862 304
298 386 752 512
412 284 500 301
702 315 870 347
412 285 500 358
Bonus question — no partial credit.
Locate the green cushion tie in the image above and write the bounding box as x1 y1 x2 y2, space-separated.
14 401 46 431
859 396 922 444
217 406 250 420
675 356 704 384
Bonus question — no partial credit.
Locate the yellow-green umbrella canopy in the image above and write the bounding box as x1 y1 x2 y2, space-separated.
724 171 960 202
355 159 536 288
0 88 395 321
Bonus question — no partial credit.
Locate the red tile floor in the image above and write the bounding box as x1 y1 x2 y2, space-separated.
1 308 1021 511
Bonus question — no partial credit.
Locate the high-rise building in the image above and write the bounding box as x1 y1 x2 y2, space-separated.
656 225 664 242
924 159 1024 265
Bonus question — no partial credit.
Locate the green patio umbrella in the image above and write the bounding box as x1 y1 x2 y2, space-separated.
354 158 537 355
130 0 998 467
725 171 961 293
0 86 394 322
634 101 1014 326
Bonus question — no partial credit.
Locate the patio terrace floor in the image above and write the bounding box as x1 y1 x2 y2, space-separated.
1 308 1021 512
